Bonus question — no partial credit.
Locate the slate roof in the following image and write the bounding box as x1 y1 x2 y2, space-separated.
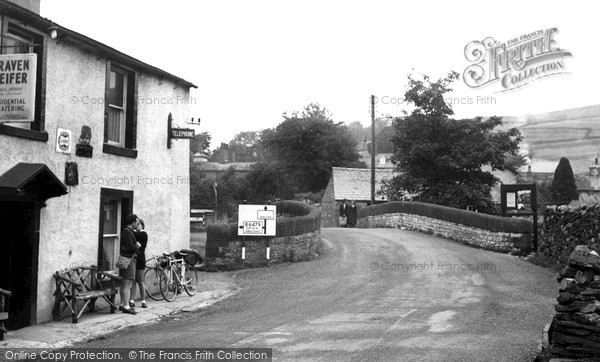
518 160 558 174
517 158 596 175
197 162 254 172
332 167 396 201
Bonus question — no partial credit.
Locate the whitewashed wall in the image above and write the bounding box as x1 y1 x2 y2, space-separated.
0 38 192 323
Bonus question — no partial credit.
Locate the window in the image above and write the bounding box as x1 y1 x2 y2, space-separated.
106 68 127 145
98 188 133 271
101 198 120 271
103 62 137 158
0 17 47 141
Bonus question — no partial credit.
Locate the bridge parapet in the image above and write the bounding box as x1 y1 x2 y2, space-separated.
357 201 533 253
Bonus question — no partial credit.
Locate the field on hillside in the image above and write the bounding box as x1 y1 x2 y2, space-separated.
498 105 600 173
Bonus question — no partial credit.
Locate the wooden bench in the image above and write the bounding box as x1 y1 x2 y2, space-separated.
0 288 10 341
52 265 122 323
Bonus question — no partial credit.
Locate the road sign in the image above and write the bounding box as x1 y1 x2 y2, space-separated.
242 221 264 234
238 204 277 236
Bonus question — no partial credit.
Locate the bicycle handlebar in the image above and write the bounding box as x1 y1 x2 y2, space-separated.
162 252 189 257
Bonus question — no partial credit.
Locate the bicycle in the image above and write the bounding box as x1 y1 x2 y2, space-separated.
159 251 198 302
143 255 169 301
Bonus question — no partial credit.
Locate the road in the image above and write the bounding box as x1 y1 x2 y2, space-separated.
76 228 557 361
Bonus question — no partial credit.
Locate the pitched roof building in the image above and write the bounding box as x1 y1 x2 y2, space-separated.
195 162 254 181
0 0 195 328
321 167 396 227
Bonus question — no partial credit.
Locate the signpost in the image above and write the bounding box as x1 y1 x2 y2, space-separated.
238 204 276 236
238 204 277 267
167 113 195 149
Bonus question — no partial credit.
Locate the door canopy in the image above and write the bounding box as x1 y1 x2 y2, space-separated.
0 163 67 201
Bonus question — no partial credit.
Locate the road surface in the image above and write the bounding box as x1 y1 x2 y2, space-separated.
76 228 557 361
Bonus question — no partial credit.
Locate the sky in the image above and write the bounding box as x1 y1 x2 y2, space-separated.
41 1 599 150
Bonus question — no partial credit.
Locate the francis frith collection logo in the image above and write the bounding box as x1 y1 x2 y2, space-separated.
463 28 572 91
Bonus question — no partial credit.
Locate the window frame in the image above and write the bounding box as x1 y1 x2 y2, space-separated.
103 61 137 158
101 198 121 271
106 67 127 147
0 15 48 142
98 188 134 272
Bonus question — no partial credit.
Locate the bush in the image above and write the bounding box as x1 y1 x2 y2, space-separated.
550 157 579 205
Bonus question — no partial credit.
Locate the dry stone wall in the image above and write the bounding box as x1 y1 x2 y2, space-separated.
539 204 600 266
549 245 600 358
358 212 531 253
222 231 321 268
206 201 322 269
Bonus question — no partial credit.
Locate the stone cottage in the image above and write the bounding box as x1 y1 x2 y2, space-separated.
321 167 395 227
0 0 195 328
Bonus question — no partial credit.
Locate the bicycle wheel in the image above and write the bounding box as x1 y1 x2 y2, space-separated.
183 267 198 296
144 268 164 301
159 268 178 302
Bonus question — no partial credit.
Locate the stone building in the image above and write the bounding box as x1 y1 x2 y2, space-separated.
481 165 518 205
321 167 395 227
194 162 253 182
0 0 195 328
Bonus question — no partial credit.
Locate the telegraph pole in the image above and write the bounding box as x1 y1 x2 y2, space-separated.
371 95 376 205
213 182 218 223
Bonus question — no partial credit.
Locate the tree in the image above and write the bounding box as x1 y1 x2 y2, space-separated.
382 71 523 212
209 131 261 163
189 132 213 207
190 166 251 218
259 103 365 194
190 165 212 208
346 120 395 154
367 122 395 155
346 121 366 149
228 131 261 162
550 157 579 205
190 131 211 155
536 178 553 209
244 162 289 202
504 153 528 174
216 167 251 218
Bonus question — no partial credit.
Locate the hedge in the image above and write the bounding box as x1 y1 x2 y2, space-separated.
276 200 321 236
358 201 533 233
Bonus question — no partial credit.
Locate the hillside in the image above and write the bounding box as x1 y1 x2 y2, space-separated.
351 105 600 176
498 104 600 174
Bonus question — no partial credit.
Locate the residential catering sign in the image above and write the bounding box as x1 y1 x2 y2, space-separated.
0 53 37 122
463 28 572 92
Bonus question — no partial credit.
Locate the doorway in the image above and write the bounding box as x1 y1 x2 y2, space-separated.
98 188 133 271
0 201 38 330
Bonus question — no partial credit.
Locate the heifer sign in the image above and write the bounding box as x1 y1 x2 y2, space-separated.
0 53 37 123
